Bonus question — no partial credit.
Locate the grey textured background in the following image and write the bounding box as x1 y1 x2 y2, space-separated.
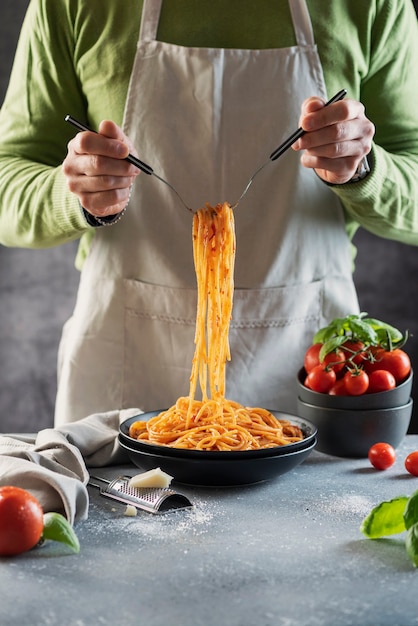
1 0 417 433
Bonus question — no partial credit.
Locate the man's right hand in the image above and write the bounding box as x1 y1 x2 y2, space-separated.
63 119 140 219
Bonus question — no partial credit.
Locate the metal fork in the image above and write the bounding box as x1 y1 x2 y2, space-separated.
66 88 346 215
65 115 193 213
230 88 347 209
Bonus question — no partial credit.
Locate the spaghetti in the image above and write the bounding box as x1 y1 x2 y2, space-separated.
129 202 303 451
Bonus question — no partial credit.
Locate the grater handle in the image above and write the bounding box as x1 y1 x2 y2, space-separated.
88 475 112 489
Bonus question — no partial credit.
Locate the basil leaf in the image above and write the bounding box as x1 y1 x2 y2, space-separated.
42 512 80 553
406 523 418 567
349 319 378 344
365 318 404 342
319 337 347 361
313 325 337 345
404 490 418 530
360 497 408 538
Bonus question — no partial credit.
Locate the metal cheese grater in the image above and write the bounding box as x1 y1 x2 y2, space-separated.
89 475 193 514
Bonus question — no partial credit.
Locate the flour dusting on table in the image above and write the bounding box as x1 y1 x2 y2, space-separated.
85 496 217 544
316 493 373 519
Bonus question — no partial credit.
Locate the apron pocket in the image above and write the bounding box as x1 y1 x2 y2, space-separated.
123 278 324 415
226 281 324 413
123 279 198 411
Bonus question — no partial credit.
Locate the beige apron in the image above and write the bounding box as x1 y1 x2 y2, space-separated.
55 0 359 426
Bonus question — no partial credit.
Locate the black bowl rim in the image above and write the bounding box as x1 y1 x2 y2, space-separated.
119 435 318 463
297 367 413 405
119 411 317 460
297 395 413 415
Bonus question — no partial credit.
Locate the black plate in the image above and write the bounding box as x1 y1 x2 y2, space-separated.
118 411 317 486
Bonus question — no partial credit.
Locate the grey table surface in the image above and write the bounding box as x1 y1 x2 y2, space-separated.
2 437 418 626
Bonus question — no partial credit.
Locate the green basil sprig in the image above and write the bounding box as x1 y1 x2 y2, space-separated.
42 512 80 553
361 491 418 567
313 312 407 363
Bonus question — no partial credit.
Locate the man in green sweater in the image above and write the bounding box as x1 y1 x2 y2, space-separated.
0 0 417 425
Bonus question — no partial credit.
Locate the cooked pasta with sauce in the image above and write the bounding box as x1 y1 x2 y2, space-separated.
129 202 303 450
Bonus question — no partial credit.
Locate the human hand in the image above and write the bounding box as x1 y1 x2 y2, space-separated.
62 120 140 218
292 96 375 184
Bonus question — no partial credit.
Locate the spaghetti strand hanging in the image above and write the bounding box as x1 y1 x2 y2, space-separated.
129 203 303 451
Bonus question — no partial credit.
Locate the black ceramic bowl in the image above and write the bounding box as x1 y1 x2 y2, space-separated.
296 396 413 458
297 368 413 410
119 412 317 486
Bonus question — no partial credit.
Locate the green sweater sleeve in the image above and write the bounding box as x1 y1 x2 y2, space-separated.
0 0 89 249
326 0 418 246
0 0 417 267
0 0 139 267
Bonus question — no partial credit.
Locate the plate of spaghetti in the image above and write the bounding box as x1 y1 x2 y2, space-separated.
121 203 316 485
119 411 316 486
120 411 316 459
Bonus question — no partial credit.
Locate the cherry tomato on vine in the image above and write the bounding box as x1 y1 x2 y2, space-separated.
366 348 411 383
305 364 336 393
367 369 396 394
0 486 44 556
405 451 418 476
368 443 396 470
323 348 346 374
343 369 369 396
304 343 345 374
362 345 381 371
328 378 347 396
304 344 322 373
341 340 367 366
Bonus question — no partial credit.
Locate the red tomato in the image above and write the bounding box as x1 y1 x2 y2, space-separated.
305 364 337 393
342 340 367 366
0 486 44 556
366 348 411 383
304 344 322 373
405 451 418 476
368 443 396 470
324 348 346 374
362 345 381 372
304 343 345 374
328 379 347 396
343 369 369 396
367 369 396 394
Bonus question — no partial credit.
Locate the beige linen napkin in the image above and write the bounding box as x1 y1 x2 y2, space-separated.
0 408 140 524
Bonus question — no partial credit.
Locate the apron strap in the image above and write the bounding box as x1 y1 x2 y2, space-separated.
139 0 163 42
288 0 315 47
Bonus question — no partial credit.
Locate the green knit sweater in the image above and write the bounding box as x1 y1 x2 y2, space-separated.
0 0 417 269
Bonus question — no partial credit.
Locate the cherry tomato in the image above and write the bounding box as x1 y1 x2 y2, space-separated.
325 348 346 374
304 344 322 373
366 348 411 383
304 343 345 374
343 369 369 396
368 443 396 470
362 345 381 372
0 486 44 556
342 340 367 366
367 369 396 394
405 451 418 476
305 364 337 393
328 378 347 396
